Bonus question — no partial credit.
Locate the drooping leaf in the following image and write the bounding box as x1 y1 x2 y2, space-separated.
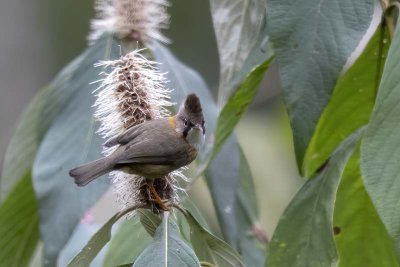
211 58 273 160
267 0 374 168
67 212 120 267
133 212 201 267
181 198 210 230
361 16 400 244
266 130 362 267
0 55 89 200
175 197 211 244
209 0 268 102
0 173 39 267
152 43 264 264
334 148 399 267
138 209 162 237
180 208 246 267
32 33 120 266
102 217 152 267
67 205 146 267
303 26 390 177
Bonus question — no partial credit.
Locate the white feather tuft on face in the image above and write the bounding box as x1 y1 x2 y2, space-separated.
187 127 205 150
89 0 170 45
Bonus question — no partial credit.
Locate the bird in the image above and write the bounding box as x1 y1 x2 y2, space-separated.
69 93 205 210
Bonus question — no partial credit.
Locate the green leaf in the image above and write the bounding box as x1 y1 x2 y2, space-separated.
267 0 374 168
303 26 390 177
334 148 399 267
102 217 152 267
212 58 273 161
138 209 162 237
266 130 362 267
133 212 201 267
67 204 146 267
361 16 400 243
209 0 268 102
175 198 212 246
181 197 210 230
152 42 264 265
0 173 39 267
67 212 120 267
1 54 88 200
1 86 51 200
181 208 246 267
32 33 120 266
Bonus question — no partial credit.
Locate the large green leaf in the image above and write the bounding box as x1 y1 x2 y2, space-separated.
267 0 374 168
334 148 399 267
152 42 265 265
303 26 390 177
181 208 246 267
361 16 400 243
102 217 152 267
0 56 88 200
266 130 361 267
211 58 273 160
32 34 120 266
209 0 268 102
133 212 201 267
0 173 39 267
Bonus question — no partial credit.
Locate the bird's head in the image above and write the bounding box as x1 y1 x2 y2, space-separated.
176 94 205 149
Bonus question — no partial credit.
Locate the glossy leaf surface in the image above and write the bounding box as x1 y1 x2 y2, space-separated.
334 148 398 266
182 209 246 267
0 173 39 267
133 212 201 267
210 0 268 102
267 0 374 167
266 131 361 267
102 217 152 267
303 27 390 177
361 16 400 242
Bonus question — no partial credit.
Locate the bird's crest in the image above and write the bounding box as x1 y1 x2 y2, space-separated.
184 94 202 114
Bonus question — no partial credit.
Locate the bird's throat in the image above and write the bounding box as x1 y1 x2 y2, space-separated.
186 128 204 150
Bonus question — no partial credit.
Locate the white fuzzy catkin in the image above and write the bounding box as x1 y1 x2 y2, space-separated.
93 50 183 210
89 0 170 45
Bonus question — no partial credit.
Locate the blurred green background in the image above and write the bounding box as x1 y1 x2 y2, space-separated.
0 0 302 241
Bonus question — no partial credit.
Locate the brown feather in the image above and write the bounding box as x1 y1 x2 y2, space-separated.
184 94 202 114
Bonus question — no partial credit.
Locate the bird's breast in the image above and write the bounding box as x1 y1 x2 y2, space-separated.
186 145 198 163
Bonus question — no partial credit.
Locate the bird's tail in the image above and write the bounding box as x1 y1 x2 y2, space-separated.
69 157 113 186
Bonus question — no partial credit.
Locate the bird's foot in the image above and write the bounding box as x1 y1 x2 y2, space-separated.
147 180 171 211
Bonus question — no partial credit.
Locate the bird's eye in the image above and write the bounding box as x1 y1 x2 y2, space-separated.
201 120 205 126
184 119 188 126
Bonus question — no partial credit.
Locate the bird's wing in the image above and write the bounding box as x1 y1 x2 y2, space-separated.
103 124 144 147
114 126 187 165
103 119 165 147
